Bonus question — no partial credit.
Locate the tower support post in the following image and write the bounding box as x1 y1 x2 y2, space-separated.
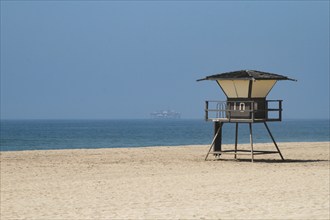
205 124 222 161
249 123 254 162
234 123 238 159
214 122 223 152
205 121 285 162
264 122 284 160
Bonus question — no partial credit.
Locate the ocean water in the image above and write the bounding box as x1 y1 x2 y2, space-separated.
0 119 329 151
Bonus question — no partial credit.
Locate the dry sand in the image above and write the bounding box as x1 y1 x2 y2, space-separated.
1 142 329 219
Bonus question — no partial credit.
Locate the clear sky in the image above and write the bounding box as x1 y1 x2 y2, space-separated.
1 1 329 119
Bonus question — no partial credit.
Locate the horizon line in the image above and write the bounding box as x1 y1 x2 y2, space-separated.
1 118 329 121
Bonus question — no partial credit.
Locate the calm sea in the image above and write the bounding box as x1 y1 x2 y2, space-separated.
0 119 329 151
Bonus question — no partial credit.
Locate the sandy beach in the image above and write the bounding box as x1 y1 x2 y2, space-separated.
1 142 329 219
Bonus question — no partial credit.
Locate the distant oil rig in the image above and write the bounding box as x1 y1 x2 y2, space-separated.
150 110 181 119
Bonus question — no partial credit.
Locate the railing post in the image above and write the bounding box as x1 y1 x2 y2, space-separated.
266 100 268 120
279 100 282 121
205 101 209 121
227 101 231 121
251 101 255 122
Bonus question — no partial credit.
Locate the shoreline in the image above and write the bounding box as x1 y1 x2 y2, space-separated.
1 142 329 219
1 140 329 153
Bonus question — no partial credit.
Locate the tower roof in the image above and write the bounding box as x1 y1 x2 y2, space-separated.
197 70 297 81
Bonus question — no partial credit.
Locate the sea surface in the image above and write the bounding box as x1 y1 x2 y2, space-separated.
0 119 329 151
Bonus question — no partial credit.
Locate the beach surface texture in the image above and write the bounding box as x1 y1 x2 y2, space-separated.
1 142 329 219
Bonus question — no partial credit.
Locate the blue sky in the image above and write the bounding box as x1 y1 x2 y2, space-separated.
1 1 329 119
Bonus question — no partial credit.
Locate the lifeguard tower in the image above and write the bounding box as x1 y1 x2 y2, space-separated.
197 70 296 162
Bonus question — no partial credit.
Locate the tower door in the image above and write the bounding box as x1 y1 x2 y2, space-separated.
239 102 245 112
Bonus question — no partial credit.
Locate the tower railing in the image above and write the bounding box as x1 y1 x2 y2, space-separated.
205 100 282 122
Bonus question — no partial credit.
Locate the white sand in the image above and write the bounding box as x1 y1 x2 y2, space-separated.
1 142 329 219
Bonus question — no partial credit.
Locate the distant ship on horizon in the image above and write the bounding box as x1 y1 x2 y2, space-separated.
150 110 181 119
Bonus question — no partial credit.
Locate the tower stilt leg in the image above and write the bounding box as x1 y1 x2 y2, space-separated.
234 123 238 159
264 122 284 160
214 122 223 153
205 125 222 161
249 123 254 162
